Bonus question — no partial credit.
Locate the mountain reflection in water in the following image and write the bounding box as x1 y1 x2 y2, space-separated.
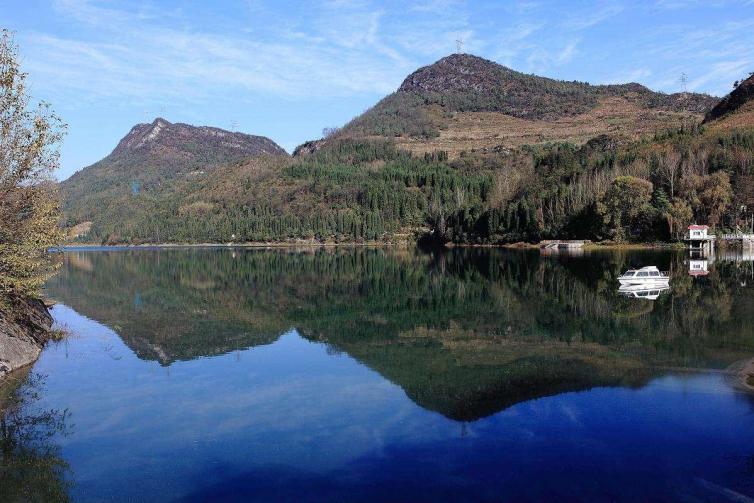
44 247 754 422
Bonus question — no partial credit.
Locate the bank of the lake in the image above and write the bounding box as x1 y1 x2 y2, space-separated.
58 238 689 251
0 296 55 379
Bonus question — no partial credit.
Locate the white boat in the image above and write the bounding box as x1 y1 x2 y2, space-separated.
618 284 670 300
617 266 669 286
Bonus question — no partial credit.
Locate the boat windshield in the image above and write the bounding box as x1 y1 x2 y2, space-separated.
623 271 636 277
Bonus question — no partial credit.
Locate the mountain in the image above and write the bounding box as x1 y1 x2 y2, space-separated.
328 54 718 157
61 118 288 225
704 73 754 128
61 56 754 246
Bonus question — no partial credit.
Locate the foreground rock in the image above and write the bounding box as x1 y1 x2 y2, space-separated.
0 297 53 379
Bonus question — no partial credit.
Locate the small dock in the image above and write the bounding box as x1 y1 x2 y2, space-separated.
685 224 754 251
718 232 754 249
539 240 589 250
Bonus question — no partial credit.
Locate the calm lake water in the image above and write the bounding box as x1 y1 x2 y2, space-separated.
5 247 754 501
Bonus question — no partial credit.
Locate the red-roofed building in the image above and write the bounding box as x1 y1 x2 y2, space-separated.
688 225 709 236
685 224 715 251
689 259 709 276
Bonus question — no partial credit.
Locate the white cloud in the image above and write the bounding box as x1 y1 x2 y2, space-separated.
688 60 751 92
525 39 580 73
561 4 624 30
556 40 579 64
600 68 653 85
26 0 423 105
410 0 462 14
638 18 754 95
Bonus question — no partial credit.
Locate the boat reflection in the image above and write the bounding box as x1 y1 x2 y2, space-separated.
617 283 671 300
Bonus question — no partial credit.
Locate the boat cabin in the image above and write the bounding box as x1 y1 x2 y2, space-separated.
621 266 664 279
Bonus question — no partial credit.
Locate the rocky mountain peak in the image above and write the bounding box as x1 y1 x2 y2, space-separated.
110 118 288 158
398 53 511 94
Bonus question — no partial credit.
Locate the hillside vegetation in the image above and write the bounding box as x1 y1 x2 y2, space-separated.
337 54 717 155
705 73 754 122
59 54 754 246
61 118 288 226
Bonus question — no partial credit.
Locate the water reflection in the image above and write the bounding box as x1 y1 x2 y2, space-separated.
617 284 671 300
0 370 72 501
42 247 754 422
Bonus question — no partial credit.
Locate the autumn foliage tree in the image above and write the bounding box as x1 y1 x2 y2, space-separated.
680 172 733 228
598 176 654 241
0 30 65 296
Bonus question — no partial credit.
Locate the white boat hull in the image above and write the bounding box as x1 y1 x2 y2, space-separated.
617 284 670 300
618 278 669 286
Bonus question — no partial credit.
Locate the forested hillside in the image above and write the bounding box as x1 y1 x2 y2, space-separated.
60 54 754 246
61 118 288 226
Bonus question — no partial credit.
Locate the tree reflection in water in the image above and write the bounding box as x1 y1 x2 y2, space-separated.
0 370 72 501
44 248 754 420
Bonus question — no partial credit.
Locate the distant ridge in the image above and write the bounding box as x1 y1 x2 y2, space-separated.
396 54 715 118
60 118 288 225
704 73 754 123
60 54 754 248
109 118 287 158
310 53 718 157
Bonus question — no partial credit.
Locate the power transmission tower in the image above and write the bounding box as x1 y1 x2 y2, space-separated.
230 120 239 131
456 37 464 53
680 72 688 93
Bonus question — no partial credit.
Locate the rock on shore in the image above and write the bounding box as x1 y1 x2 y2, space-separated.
0 297 53 378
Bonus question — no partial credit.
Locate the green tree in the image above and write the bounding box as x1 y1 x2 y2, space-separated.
598 176 653 241
0 30 65 296
668 198 693 240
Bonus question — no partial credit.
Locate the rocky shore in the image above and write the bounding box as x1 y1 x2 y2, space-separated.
0 296 54 379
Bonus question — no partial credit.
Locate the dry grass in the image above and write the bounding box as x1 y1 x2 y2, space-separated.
67 221 92 239
394 97 704 158
706 101 754 133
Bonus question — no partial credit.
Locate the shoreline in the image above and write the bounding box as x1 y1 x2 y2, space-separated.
56 240 687 251
726 358 754 393
55 241 409 250
0 296 55 380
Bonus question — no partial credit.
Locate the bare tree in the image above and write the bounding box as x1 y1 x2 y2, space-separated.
657 148 681 197
322 127 340 139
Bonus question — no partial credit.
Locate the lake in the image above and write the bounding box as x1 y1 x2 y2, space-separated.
4 246 754 501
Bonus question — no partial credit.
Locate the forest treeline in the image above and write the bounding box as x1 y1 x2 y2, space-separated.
77 122 754 246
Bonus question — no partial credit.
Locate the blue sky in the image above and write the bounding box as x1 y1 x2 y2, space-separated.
4 0 754 180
